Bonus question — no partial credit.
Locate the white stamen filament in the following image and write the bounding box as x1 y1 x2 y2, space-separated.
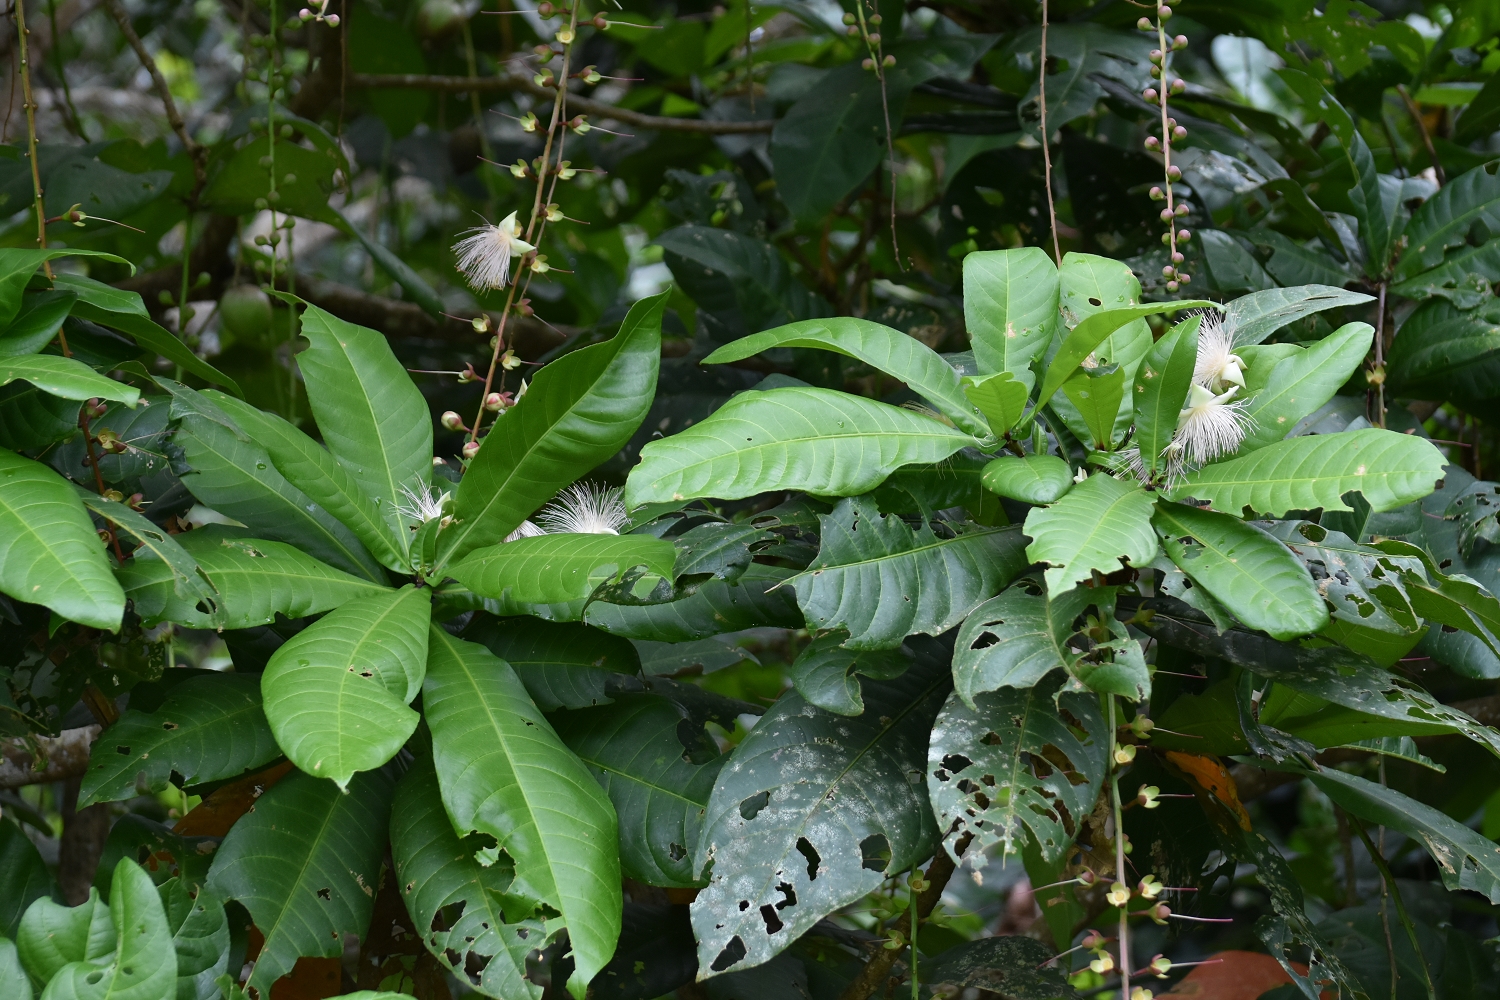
452 211 536 291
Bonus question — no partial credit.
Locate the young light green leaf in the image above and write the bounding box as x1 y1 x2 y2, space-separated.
445 293 666 564
963 247 1058 379
0 356 137 407
461 615 641 711
963 370 1029 437
585 563 803 641
0 449 124 631
1223 285 1374 347
791 496 1030 649
448 533 678 620
206 769 393 994
626 387 977 507
79 674 279 807
701 318 989 438
951 577 1098 706
787 632 913 716
1036 300 1219 409
38 860 178 1000
1240 323 1372 452
1059 365 1126 450
1153 501 1327 640
1168 428 1446 516
290 302 433 537
422 627 621 996
1131 315 1201 476
1023 473 1158 594
262 586 431 789
0 938 29 1000
980 454 1073 504
72 487 220 626
17 890 114 986
159 879 229 1000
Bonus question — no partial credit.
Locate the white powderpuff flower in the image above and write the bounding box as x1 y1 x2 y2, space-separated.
505 520 546 542
452 212 536 290
1192 312 1246 391
396 483 450 524
1173 382 1253 468
536 482 628 535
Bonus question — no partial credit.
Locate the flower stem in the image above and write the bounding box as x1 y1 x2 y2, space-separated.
1109 695 1131 1000
1039 0 1059 265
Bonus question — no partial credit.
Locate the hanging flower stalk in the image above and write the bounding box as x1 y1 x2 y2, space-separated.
1138 6 1191 291
842 1 899 264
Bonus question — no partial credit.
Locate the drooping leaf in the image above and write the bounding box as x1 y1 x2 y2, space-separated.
444 293 666 564
1259 520 1424 639
1131 315 1201 476
16 889 113 986
964 371 1030 437
0 355 139 406
1059 365 1127 450
1386 297 1500 407
553 694 725 888
963 247 1057 380
0 248 128 328
1153 502 1327 640
690 652 949 976
159 879 229 1000
461 615 640 711
1394 160 1500 280
205 768 393 994
390 755 545 1000
951 577 1100 706
701 318 988 438
585 563 803 641
79 674 280 807
1240 323 1372 452
0 939 29 1000
787 632 913 716
919 936 1076 998
1023 473 1158 593
671 521 774 587
1167 429 1446 516
290 302 433 537
422 627 620 995
73 487 220 626
447 533 678 620
980 454 1073 504
0 449 124 631
35 860 178 1000
262 586 431 789
1223 284 1375 347
115 527 389 629
625 386 977 507
0 819 54 940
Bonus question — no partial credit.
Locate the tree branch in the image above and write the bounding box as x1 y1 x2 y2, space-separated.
1 725 100 789
835 846 959 1000
102 0 206 191
349 72 776 134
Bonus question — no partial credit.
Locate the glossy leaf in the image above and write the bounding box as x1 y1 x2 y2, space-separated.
1240 323 1372 452
928 673 1108 864
1060 365 1127 450
291 302 432 537
963 247 1057 379
35 860 177 1000
448 533 678 620
0 248 128 329
1386 298 1500 406
0 355 137 406
585 563 803 641
1153 502 1327 640
951 577 1098 706
262 586 431 789
1132 315 1201 476
1023 473 1158 593
0 291 73 358
461 615 641 711
422 627 620 995
553 694 725 888
791 496 1029 649
79 673 279 807
205 768 393 993
625 386 977 507
446 293 666 563
1038 299 1218 409
980 454 1073 504
17 889 113 986
390 756 544 1000
1394 160 1500 280
73 488 220 626
690 653 949 976
1223 284 1375 347
159 879 229 1000
1259 520 1424 638
0 939 28 1000
1167 428 1447 516
787 632 912 716
0 449 124 631
1 820 54 940
964 371 1029 437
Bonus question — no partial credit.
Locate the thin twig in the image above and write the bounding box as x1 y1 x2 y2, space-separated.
1039 0 1060 264
835 848 959 1000
1351 817 1436 1000
1396 84 1445 186
103 0 206 192
14 0 50 275
1373 281 1387 428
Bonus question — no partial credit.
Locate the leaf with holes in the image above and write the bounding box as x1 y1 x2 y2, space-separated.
553 694 725 888
79 673 280 807
390 755 545 1000
462 615 642 711
205 768 393 994
927 673 1109 866
1023 473 1158 594
791 496 1029 650
1258 520 1424 639
73 488 221 628
787 632 913 716
159 878 229 1000
585 563 803 642
262 586 431 789
690 648 949 977
951 578 1104 707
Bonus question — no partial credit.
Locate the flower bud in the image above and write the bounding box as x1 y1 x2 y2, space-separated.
882 54 895 66
862 57 874 70
1177 229 1191 242
1179 272 1191 284
1161 264 1176 276
1170 78 1186 94
484 392 505 412
1173 33 1188 49
868 32 880 43
1078 870 1098 886
1166 280 1180 292
842 11 855 23
592 13 606 28
1160 208 1174 222
1158 4 1171 19
1143 88 1158 103
1145 136 1160 150
433 456 448 467
462 439 481 460
1173 124 1187 139
1166 165 1182 180
538 1 553 13
1151 903 1171 924
300 8 314 20
324 13 338 24
1137 16 1152 30
1149 185 1164 200
870 13 882 24
1149 49 1163 63
440 410 465 431
1171 251 1184 264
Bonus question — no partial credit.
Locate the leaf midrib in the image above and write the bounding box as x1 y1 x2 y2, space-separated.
797 525 1011 577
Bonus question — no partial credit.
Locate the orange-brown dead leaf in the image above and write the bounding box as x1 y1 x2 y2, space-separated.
1162 949 1327 999
1163 751 1251 831
174 759 295 837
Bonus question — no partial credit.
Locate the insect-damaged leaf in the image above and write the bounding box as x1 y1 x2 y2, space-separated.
690 643 949 977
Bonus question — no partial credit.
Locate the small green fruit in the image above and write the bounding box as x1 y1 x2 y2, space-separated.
417 0 466 37
219 285 273 342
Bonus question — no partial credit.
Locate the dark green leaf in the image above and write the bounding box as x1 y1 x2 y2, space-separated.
1387 298 1500 406
159 879 229 1000
461 615 641 711
787 632 912 716
0 291 75 358
1395 160 1500 280
0 818 54 940
657 227 831 344
951 577 1097 705
585 563 803 641
73 487 220 627
920 935 1077 998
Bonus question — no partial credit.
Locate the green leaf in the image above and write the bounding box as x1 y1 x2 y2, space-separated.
1390 240 1500 309
1386 298 1500 405
79 674 279 807
701 318 988 438
963 371 1029 437
448 534 678 620
625 387 977 507
160 381 386 582
980 454 1072 504
0 356 137 407
205 392 407 572
17 888 113 986
262 586 431 789
0 249 128 329
1059 365 1127 450
1167 428 1447 516
1240 323 1373 452
205 768 393 994
1 820 54 940
390 756 544 1000
951 577 1097 706
422 626 620 995
552 694 725 888
919 937 1076 998
1153 502 1327 640
0 291 76 358
1222 284 1374 347
1131 315 1201 476
656 227 832 344
37 861 177 1000
1395 160 1500 280
1037 300 1219 410
0 449 124 631
202 137 337 221
690 653 949 976
116 527 388 629
158 879 228 1000
1023 473 1158 593
791 496 1029 649
290 303 433 538
928 673 1108 864
1259 520 1424 640
1335 736 1445 772
446 293 666 563
460 615 641 712
787 632 912 716
73 487 220 627
0 939 30 1000
584 563 803 641
963 247 1057 380
0 380 77 450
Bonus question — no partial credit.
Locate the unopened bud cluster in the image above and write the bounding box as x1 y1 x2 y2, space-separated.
1138 12 1192 289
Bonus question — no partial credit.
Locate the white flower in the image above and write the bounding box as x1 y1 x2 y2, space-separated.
396 483 450 524
536 482 627 535
451 212 536 290
1192 312 1245 391
505 520 546 542
1173 382 1253 468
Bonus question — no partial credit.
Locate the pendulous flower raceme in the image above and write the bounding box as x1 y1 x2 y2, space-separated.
451 211 536 290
